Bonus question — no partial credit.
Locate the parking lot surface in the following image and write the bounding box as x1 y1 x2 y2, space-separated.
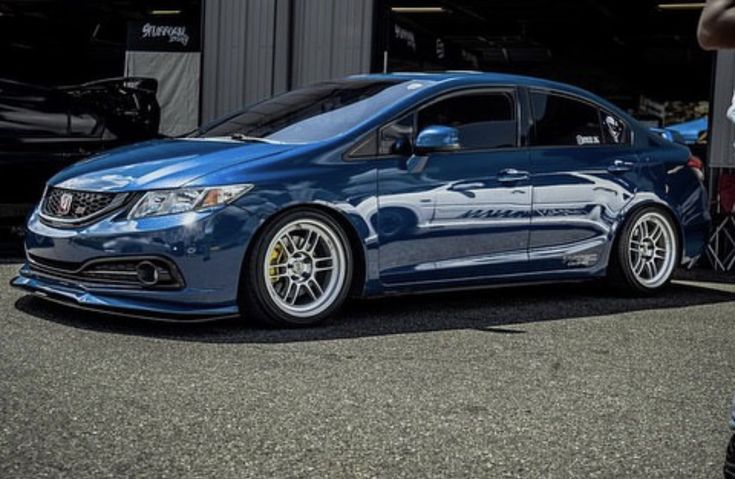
1 263 734 478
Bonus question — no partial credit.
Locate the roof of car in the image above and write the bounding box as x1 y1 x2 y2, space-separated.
349 71 629 120
353 71 587 94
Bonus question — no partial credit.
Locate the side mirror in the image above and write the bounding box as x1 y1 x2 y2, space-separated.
414 125 461 155
391 136 413 156
404 125 460 174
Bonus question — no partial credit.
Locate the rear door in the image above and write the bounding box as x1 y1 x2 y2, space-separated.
527 90 637 272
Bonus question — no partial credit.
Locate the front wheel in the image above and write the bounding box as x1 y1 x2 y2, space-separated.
240 209 353 327
607 207 679 294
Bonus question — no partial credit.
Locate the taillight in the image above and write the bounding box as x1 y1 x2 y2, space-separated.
687 155 705 182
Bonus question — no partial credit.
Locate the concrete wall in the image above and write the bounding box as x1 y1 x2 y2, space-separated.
201 0 374 123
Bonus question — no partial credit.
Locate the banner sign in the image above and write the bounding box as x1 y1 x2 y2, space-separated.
127 18 200 52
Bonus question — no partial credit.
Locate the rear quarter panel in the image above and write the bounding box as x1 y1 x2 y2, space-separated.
627 134 710 265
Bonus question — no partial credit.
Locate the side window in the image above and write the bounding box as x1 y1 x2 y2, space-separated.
530 92 602 147
348 132 378 158
417 92 517 150
600 111 630 145
379 112 414 155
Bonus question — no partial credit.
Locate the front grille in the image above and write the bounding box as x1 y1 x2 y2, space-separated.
41 188 126 225
28 254 184 289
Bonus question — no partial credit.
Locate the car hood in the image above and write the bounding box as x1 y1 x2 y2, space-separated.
50 138 297 192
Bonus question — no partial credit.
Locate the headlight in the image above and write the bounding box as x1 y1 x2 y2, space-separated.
128 184 253 220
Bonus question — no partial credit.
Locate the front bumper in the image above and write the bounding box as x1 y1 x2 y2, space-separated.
12 204 261 320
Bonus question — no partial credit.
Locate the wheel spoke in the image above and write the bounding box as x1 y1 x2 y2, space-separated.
633 256 645 275
287 283 301 305
270 271 289 281
645 261 656 279
281 280 295 302
303 281 321 301
300 229 316 252
277 238 294 256
650 224 662 242
309 278 324 297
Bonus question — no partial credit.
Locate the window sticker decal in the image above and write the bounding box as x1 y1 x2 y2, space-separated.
576 135 600 145
604 115 624 144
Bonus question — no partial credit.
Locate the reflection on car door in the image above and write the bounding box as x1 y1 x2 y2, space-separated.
527 90 637 272
378 89 532 285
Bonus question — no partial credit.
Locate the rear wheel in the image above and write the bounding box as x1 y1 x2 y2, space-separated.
608 207 679 294
240 209 353 327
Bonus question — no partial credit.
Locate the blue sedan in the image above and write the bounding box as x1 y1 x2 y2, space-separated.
12 73 711 326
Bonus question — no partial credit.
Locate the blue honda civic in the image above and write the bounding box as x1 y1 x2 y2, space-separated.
12 73 710 326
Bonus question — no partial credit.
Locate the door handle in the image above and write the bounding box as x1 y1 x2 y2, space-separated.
498 169 530 184
608 159 634 173
452 182 484 191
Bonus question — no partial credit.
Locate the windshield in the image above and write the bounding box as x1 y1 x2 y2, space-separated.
196 79 434 143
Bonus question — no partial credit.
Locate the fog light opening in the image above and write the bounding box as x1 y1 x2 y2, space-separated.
135 261 159 286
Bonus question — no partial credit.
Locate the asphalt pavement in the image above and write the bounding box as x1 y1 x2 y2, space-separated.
1 263 735 478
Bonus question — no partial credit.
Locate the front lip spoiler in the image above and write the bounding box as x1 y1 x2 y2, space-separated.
11 277 239 323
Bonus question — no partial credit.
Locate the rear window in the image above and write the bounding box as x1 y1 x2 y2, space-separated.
530 92 603 147
600 111 630 145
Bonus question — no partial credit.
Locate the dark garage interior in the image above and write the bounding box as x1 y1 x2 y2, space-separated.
0 0 201 85
380 0 712 124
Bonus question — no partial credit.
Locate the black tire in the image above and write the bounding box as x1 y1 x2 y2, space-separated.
726 435 735 479
607 206 679 295
239 208 353 327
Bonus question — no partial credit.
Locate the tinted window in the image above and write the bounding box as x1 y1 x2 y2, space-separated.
531 92 602 147
417 92 517 149
198 79 435 144
600 111 630 145
348 132 378 158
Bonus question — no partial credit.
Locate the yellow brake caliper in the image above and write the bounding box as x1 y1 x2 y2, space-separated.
269 244 283 283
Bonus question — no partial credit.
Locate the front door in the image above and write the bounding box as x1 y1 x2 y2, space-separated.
378 89 532 285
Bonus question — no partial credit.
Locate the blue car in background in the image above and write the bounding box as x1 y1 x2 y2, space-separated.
668 116 708 145
12 73 711 326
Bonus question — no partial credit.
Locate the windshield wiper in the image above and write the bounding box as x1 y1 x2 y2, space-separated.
230 133 274 143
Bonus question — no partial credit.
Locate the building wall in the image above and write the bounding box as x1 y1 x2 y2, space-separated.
291 0 374 88
201 0 374 123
